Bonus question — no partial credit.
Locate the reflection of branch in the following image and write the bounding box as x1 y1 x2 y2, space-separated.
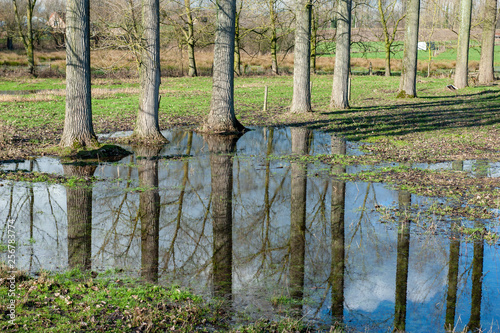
348 182 371 246
164 134 192 267
96 166 134 258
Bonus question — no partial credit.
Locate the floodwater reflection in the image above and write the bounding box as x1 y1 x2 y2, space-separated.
1 127 499 332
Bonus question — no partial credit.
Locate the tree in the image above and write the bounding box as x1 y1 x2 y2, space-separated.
478 0 497 84
330 0 351 109
290 0 312 113
60 0 99 148
133 0 167 142
454 0 472 89
201 0 245 133
162 0 199 76
12 0 38 75
377 0 405 77
398 0 420 98
0 1 17 50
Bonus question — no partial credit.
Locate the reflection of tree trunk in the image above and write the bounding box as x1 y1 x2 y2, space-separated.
445 230 460 331
289 128 310 314
330 136 346 321
394 191 410 332
467 226 484 332
136 145 162 283
446 160 462 331
208 134 240 300
64 164 97 271
29 161 34 271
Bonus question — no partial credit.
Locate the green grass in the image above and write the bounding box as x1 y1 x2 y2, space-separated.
0 267 307 332
317 40 500 64
0 78 65 91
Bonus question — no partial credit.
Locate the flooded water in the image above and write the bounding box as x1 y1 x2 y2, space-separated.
1 127 499 332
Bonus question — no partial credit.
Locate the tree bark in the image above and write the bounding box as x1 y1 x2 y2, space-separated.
289 127 310 314
12 0 37 75
136 145 162 283
64 164 96 271
60 0 99 148
207 134 240 300
203 0 245 133
134 0 167 142
310 7 317 74
454 0 472 89
185 0 198 77
398 0 420 98
234 1 242 76
330 0 351 109
478 0 497 84
290 0 312 113
269 0 279 75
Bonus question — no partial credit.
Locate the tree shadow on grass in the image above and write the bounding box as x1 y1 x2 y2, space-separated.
291 90 500 141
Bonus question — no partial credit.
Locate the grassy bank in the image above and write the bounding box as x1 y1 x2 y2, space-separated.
0 267 308 332
1 74 499 163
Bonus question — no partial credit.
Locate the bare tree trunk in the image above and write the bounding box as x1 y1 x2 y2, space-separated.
384 44 391 76
60 0 98 148
330 0 351 109
269 0 279 75
398 0 420 98
202 0 245 133
310 7 317 74
289 127 310 314
136 145 161 283
478 0 497 84
207 134 240 300
454 0 472 89
234 1 242 76
185 0 198 77
134 0 167 142
330 136 346 321
64 164 96 271
378 0 405 78
12 0 37 76
290 0 312 113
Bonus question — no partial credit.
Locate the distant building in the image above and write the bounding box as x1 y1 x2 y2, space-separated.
47 12 65 31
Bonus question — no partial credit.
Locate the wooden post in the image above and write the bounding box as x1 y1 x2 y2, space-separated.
263 86 268 111
348 77 351 101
